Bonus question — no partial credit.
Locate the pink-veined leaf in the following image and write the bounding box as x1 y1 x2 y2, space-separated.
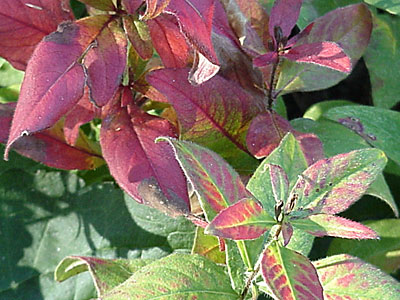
0 103 104 170
261 241 323 300
291 214 378 240
314 254 400 299
147 15 190 68
78 0 115 11
269 164 289 205
269 0 302 42
205 198 275 240
85 19 127 107
147 68 262 172
283 42 351 73
288 148 387 216
100 88 190 216
157 137 251 220
123 16 153 60
122 0 144 14
0 0 74 70
4 15 112 160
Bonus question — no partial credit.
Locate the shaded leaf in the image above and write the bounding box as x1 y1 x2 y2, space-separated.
225 240 248 294
0 0 74 70
123 16 153 60
261 241 323 300
122 0 143 14
206 198 275 240
192 227 226 264
5 16 111 159
157 137 251 220
147 68 262 172
291 214 378 239
101 254 238 299
328 219 400 273
314 254 400 299
269 0 302 42
289 148 387 215
100 88 190 216
281 221 293 246
364 0 400 15
78 0 115 11
269 164 289 206
303 100 356 121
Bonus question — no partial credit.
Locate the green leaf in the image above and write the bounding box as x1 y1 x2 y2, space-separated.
55 257 153 295
324 105 400 166
364 0 400 15
261 241 323 300
303 100 357 121
225 239 248 294
314 254 400 299
364 11 400 108
328 219 400 273
101 254 239 299
0 60 24 87
289 148 387 215
192 227 226 264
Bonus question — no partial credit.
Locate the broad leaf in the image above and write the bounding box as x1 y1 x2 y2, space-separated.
325 105 400 167
269 0 302 42
303 100 357 121
291 214 378 239
158 137 251 220
100 88 190 216
314 254 400 299
0 0 74 70
56 257 153 295
5 15 111 159
364 0 400 15
100 254 238 299
328 219 400 273
78 0 115 11
147 68 262 172
261 241 323 300
123 16 153 60
122 0 143 14
206 198 275 240
192 227 226 264
289 148 387 215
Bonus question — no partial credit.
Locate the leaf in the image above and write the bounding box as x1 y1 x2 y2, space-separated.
261 241 324 300
291 214 378 239
328 219 400 273
269 164 289 205
269 0 302 41
192 227 226 264
147 68 262 172
122 0 143 14
289 148 387 215
78 0 115 11
100 254 238 299
0 103 104 170
158 137 251 220
206 198 275 240
123 16 153 60
55 257 153 295
303 100 357 121
84 19 127 107
0 59 24 87
0 0 74 70
100 88 190 216
364 0 400 15
142 0 171 20
324 105 400 166
5 16 111 159
314 254 400 299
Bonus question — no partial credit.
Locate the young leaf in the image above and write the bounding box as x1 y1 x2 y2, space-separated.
100 88 190 216
158 137 251 220
261 241 324 300
206 198 275 240
289 148 387 215
269 164 289 206
192 227 226 264
123 16 153 60
0 0 74 70
141 0 171 20
268 0 302 43
291 214 378 240
314 254 400 299
147 68 262 172
5 15 111 159
78 0 116 11
100 254 238 299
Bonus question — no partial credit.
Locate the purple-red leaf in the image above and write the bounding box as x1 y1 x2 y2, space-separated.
123 16 153 60
253 52 278 67
281 221 293 246
142 0 171 20
5 16 111 159
122 0 144 14
0 0 74 70
85 19 127 107
261 241 324 300
0 103 104 170
291 214 379 240
100 88 190 216
284 42 351 73
269 0 302 42
206 198 275 240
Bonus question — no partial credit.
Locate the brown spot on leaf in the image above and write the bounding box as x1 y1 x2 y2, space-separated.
44 21 79 45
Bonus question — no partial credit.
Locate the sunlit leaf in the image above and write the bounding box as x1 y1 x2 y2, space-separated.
364 0 400 15
269 0 302 42
123 16 153 60
78 0 115 11
192 227 226 264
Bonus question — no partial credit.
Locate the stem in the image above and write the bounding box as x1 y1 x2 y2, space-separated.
236 240 253 270
240 262 261 300
267 53 281 109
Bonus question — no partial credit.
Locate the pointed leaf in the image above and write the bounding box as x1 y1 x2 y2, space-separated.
269 164 289 205
147 68 262 172
101 254 238 299
284 41 351 73
269 0 302 41
123 16 153 60
206 198 275 240
0 0 74 70
5 16 111 159
100 88 190 216
78 0 115 11
289 149 387 215
261 241 324 300
281 221 294 246
192 227 226 264
314 254 400 299
85 19 127 107
142 0 171 20
291 214 378 239
157 137 251 220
